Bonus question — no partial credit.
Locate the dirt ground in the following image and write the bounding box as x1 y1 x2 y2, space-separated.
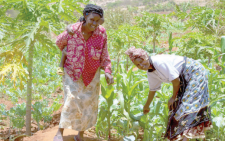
22 126 117 141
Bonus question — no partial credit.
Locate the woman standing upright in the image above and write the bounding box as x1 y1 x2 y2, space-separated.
54 4 114 141
125 47 212 141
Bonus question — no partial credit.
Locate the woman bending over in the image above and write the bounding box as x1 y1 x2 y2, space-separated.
125 46 212 141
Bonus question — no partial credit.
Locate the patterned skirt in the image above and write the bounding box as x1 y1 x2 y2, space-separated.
59 68 100 131
165 58 213 140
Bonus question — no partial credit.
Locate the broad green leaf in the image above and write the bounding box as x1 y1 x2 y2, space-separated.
128 79 147 96
155 101 162 114
118 91 124 113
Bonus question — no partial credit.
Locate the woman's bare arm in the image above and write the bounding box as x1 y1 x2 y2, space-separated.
143 90 156 114
171 77 180 99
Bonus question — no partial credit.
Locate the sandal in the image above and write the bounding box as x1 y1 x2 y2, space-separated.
53 135 63 141
74 135 82 141
57 67 64 75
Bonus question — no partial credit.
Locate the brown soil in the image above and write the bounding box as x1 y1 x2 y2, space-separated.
22 126 120 141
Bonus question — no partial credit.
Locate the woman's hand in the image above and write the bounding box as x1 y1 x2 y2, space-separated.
105 73 114 85
66 24 74 35
143 104 150 115
168 97 176 111
143 91 156 115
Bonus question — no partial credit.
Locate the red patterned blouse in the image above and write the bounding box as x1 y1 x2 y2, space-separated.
56 22 112 86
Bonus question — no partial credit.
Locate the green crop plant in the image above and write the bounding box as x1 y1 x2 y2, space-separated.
203 64 225 107
127 83 174 140
97 74 117 139
140 114 154 141
0 104 7 130
174 4 225 63
32 97 62 130
135 12 170 53
12 103 26 132
108 24 144 72
137 84 172 140
198 60 225 139
168 32 173 54
174 32 221 66
103 8 134 30
96 64 150 140
221 36 225 74
111 63 169 139
6 102 26 138
32 101 43 130
95 101 109 139
116 65 147 137
42 99 62 127
184 6 225 37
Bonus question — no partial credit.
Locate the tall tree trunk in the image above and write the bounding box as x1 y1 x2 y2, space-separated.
26 42 34 136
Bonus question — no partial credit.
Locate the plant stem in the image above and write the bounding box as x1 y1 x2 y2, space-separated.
117 54 120 74
207 56 211 66
209 71 212 96
107 106 111 140
126 104 131 135
8 119 11 140
221 36 225 74
126 56 128 71
26 42 34 136
37 122 40 131
153 34 156 53
136 129 139 141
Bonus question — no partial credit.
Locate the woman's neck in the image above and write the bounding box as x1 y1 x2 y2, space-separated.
82 23 93 34
148 64 153 69
148 56 155 70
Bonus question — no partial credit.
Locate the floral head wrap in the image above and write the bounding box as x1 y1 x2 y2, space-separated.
125 46 148 63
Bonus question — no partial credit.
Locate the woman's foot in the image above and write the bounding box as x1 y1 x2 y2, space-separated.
74 135 83 141
53 128 64 141
53 134 63 141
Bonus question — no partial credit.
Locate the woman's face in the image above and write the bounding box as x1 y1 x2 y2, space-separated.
85 13 101 31
133 57 151 70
